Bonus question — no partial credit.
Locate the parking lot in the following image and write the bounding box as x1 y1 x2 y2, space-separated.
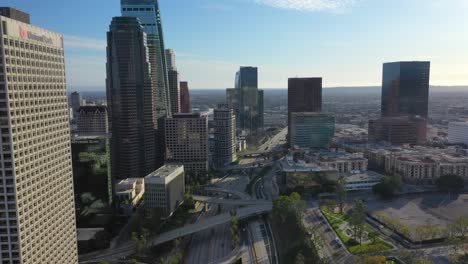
366 193 468 238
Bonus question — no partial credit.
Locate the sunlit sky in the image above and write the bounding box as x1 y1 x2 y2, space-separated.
3 0 468 90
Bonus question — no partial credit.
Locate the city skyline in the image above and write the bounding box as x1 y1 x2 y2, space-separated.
1 0 468 90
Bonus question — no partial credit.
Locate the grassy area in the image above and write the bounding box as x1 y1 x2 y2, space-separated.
320 207 393 255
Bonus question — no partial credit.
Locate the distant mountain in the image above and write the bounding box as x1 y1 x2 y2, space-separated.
69 85 468 98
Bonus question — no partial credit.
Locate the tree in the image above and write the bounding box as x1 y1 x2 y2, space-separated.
398 250 414 264
436 174 465 193
272 192 305 224
455 253 468 264
414 259 434 264
230 210 240 248
367 230 378 244
335 176 347 214
359 256 387 264
349 200 366 244
80 193 105 217
295 252 306 264
448 216 468 238
373 176 402 199
132 228 150 254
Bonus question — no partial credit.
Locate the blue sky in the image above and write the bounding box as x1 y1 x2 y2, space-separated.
3 0 468 90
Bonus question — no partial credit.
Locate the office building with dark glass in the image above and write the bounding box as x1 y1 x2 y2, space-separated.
370 61 430 144
106 17 157 179
288 77 322 143
235 66 263 134
180 81 191 113
381 61 430 118
121 0 171 168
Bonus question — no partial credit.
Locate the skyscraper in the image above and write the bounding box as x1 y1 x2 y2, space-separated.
121 0 171 120
106 17 157 179
0 11 78 263
166 49 180 114
369 61 430 144
214 104 237 168
180 81 191 113
165 113 209 176
75 106 109 136
168 70 180 114
235 67 263 134
121 0 170 169
381 61 430 118
165 48 176 70
71 91 83 113
288 78 322 144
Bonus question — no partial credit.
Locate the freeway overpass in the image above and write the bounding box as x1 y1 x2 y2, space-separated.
204 187 252 200
79 204 272 263
193 195 272 206
149 204 272 246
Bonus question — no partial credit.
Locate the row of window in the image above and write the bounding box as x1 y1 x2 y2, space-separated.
3 38 63 56
123 7 154 12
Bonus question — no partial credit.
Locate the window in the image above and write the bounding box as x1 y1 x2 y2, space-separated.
1 21 6 35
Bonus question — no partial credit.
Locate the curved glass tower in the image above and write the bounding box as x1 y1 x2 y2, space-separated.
121 0 171 119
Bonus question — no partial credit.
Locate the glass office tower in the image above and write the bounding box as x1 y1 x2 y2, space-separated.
235 67 263 134
290 112 335 149
106 17 157 179
121 0 170 167
381 61 430 118
121 0 171 119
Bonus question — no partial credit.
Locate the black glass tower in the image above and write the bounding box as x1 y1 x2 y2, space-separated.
106 17 157 179
381 61 430 118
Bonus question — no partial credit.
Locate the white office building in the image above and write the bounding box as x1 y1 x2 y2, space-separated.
448 122 468 145
145 165 185 218
0 10 78 263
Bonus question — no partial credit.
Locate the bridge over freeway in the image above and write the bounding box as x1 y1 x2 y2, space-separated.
192 195 272 206
204 187 252 200
79 204 272 263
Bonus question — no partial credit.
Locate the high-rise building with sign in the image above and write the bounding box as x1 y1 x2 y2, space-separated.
0 10 78 263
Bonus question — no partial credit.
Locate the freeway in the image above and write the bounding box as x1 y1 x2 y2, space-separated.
192 195 272 206
257 127 287 153
149 204 272 247
80 204 272 263
204 186 252 200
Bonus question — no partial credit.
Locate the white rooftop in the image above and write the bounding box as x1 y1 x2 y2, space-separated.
145 165 184 184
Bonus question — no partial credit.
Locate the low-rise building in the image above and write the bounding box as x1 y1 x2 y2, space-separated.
305 150 368 173
368 116 427 145
343 171 383 191
115 178 145 210
448 122 468 145
145 165 185 218
359 145 468 184
290 112 335 149
384 147 468 183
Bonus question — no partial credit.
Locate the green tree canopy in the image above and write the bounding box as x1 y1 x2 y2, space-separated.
436 174 465 193
373 176 402 199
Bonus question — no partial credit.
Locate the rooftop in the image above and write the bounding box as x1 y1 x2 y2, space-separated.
145 165 184 184
343 171 384 183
